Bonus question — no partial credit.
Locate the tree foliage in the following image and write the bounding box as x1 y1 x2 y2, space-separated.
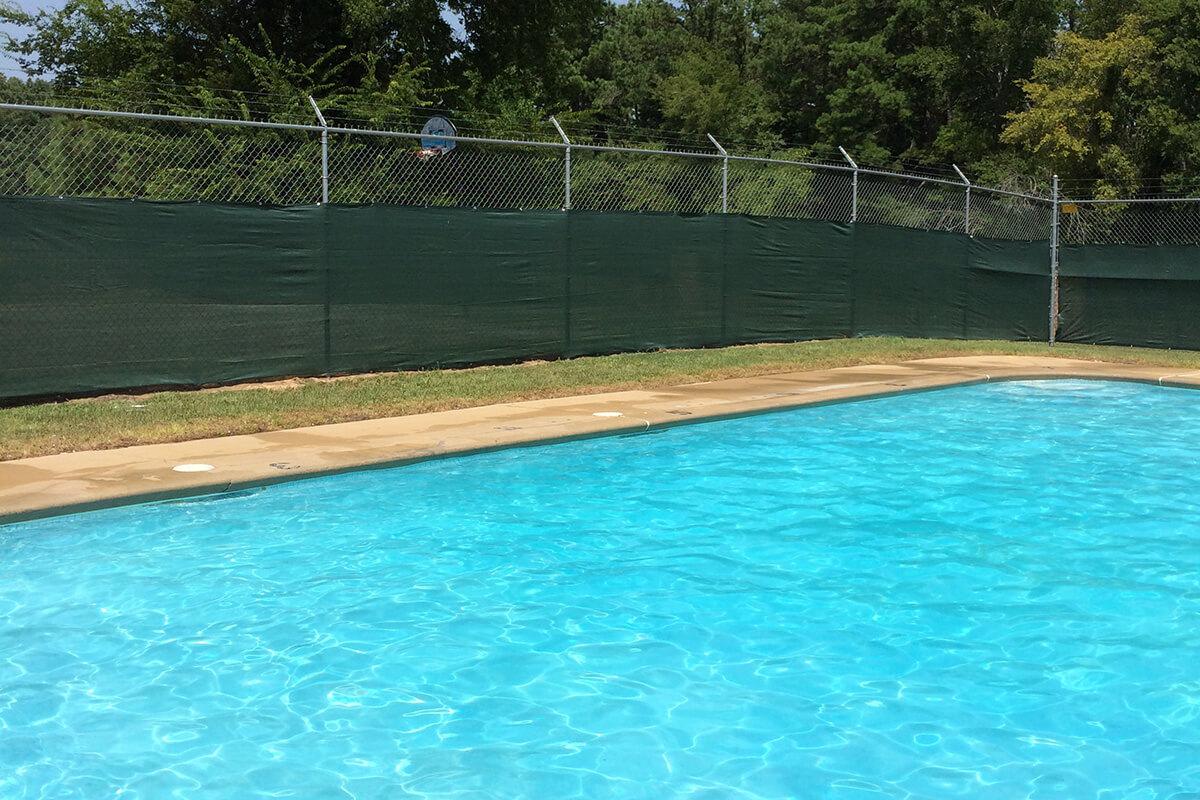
1003 16 1154 188
3 0 1200 185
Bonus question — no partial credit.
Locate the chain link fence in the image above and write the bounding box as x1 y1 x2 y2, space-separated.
0 110 320 204
727 157 853 221
856 171 967 233
1060 198 1200 246
9 99 1200 250
970 187 1054 241
329 135 566 209
0 100 1060 240
571 148 723 215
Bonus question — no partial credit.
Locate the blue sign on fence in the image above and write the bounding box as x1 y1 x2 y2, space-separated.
420 116 457 152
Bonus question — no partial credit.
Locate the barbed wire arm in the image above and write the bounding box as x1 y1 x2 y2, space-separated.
309 96 329 205
839 146 859 223
550 116 571 210
953 164 971 236
707 134 729 214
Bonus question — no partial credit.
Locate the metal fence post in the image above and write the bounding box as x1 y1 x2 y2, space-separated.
708 134 729 213
953 164 971 236
1049 174 1060 346
308 95 329 205
839 146 858 223
550 116 571 210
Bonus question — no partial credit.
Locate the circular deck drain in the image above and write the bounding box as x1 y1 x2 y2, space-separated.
173 463 215 473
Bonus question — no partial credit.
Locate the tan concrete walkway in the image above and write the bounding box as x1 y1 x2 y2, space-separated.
4 355 1200 523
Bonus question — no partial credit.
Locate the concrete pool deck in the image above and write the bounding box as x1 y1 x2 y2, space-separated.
4 354 1200 523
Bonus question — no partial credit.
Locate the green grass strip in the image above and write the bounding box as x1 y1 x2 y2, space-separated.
5 337 1200 460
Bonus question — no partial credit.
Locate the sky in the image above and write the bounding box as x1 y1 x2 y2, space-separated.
0 0 50 74
1 0 55 74
1 0 467 76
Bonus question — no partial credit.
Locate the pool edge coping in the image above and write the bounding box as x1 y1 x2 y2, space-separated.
4 356 1200 524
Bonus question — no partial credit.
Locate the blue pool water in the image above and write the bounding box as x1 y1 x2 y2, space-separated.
3 379 1200 799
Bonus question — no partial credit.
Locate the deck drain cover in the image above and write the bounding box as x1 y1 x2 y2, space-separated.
173 463 215 473
592 411 624 418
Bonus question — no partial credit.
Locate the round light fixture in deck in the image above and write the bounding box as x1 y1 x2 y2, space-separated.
173 463 215 473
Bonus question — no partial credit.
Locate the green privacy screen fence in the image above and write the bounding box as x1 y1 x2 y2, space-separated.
7 98 1200 403
1057 244 1200 351
1054 198 1200 351
1 197 1051 401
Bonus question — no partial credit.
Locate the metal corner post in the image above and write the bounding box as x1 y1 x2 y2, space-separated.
708 134 729 214
839 146 858 223
308 95 329 205
953 164 971 236
550 116 571 210
1049 174 1060 346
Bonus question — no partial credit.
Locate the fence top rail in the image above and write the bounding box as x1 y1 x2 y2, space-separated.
0 101 574 149
856 165 977 191
721 157 1050 204
1064 195 1200 205
726 152 852 173
333 124 724 159
0 101 322 132
971 184 1051 203
0 100 743 158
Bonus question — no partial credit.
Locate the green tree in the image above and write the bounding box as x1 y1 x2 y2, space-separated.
680 0 763 67
448 0 606 109
753 0 1059 166
657 45 779 143
1002 15 1157 184
581 0 690 131
1 0 455 99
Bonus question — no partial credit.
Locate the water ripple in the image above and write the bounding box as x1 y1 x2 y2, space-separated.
2 380 1200 798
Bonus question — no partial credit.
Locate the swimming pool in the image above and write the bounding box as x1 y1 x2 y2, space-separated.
3 379 1199 798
